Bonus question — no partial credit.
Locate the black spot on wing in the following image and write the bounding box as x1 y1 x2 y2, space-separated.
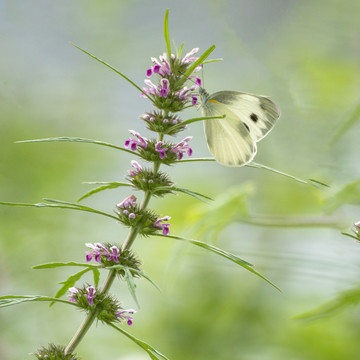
242 122 250 133
250 113 258 122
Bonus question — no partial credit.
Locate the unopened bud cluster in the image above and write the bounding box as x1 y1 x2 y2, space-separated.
127 160 173 197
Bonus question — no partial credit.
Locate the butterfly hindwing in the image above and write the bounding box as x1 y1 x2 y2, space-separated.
202 99 257 166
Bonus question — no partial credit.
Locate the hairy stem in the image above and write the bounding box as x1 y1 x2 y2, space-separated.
65 134 163 354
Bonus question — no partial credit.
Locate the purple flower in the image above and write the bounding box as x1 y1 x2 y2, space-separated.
129 213 136 219
117 195 137 209
155 141 168 159
68 287 79 303
159 78 170 98
85 286 96 307
154 216 171 235
181 48 199 64
107 246 120 263
125 130 148 151
85 243 108 262
116 309 136 326
127 160 143 177
171 137 193 160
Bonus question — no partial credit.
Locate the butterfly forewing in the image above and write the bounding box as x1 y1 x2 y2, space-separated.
209 91 280 142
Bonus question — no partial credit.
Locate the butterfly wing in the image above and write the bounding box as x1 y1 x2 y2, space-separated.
210 91 281 142
202 97 257 166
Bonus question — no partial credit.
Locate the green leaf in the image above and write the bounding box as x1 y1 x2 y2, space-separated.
295 287 360 321
71 43 154 103
107 264 161 292
92 268 101 287
33 262 99 270
177 42 184 58
0 295 78 308
169 115 225 131
180 45 216 83
54 268 93 300
325 179 360 211
202 58 223 64
330 102 360 145
78 182 132 202
158 234 280 291
342 232 360 241
247 162 308 184
176 159 313 185
124 267 140 308
0 199 119 221
309 178 330 190
15 136 137 156
171 186 213 203
108 322 170 360
177 157 216 163
163 9 171 64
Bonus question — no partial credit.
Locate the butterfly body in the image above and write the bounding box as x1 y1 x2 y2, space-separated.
199 87 281 167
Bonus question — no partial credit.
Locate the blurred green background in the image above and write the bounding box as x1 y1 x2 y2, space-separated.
1 0 360 359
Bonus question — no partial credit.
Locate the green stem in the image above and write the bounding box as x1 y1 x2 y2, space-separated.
64 271 117 354
65 133 163 354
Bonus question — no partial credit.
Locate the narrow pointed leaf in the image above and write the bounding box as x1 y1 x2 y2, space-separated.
15 137 137 155
309 178 330 190
247 162 308 184
202 58 223 64
55 268 92 300
295 287 360 321
0 295 78 308
93 268 101 287
172 187 213 203
107 265 161 292
44 198 119 220
108 323 170 360
159 234 280 291
163 9 171 63
169 115 225 132
33 262 99 270
124 267 140 308
330 103 360 145
342 232 360 241
180 45 216 82
78 182 132 202
71 43 154 102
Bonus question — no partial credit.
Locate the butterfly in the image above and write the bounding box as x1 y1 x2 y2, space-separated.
199 87 281 167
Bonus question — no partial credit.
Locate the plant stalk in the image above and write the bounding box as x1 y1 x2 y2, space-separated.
65 134 163 354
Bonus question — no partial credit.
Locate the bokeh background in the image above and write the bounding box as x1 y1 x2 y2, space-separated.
1 0 360 359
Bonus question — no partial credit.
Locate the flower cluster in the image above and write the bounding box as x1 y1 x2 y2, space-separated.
67 286 136 325
141 111 186 136
32 344 79 360
142 48 202 112
127 161 173 197
85 242 142 274
116 195 171 236
124 130 193 165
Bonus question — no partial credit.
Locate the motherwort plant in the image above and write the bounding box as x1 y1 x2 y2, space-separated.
0 11 280 360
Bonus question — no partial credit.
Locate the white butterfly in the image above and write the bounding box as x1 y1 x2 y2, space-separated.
199 88 281 167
